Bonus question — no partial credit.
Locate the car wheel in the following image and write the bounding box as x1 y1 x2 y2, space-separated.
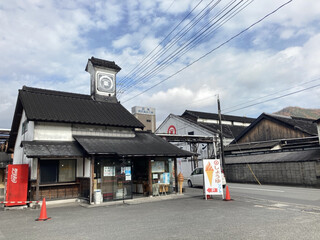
188 180 193 187
223 184 226 189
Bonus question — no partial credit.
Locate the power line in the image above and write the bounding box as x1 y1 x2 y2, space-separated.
223 83 320 114
122 0 293 103
119 0 252 97
120 0 246 95
117 0 205 90
222 77 320 112
116 0 177 78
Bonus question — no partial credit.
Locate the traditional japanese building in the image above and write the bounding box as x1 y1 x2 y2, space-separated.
7 57 192 204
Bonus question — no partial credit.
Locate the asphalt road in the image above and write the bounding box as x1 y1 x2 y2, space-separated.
0 183 320 240
226 182 320 207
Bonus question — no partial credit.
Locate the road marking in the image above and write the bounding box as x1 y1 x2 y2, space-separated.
230 186 284 193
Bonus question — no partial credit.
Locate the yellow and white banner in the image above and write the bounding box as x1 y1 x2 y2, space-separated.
203 159 224 200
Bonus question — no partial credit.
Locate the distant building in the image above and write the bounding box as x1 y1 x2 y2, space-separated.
132 106 156 132
156 110 255 177
225 113 320 187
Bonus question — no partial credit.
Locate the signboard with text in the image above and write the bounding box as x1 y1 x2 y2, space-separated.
203 159 224 200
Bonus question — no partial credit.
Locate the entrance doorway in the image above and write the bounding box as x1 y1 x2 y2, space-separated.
94 157 132 202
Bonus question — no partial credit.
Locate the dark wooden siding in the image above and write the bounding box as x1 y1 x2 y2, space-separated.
238 119 311 143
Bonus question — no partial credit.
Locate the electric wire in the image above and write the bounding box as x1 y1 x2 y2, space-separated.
119 0 239 94
117 0 205 90
118 0 220 96
123 0 253 94
222 77 320 112
223 83 320 114
118 0 248 96
116 0 177 84
121 0 293 103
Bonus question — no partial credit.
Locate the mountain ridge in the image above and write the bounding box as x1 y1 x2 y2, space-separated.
273 106 320 120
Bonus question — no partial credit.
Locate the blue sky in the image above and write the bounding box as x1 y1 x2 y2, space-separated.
1 0 320 129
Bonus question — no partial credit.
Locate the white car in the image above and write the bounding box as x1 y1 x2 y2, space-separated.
187 167 226 188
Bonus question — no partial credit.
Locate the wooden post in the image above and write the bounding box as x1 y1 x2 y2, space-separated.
83 156 85 177
174 158 178 193
36 158 40 201
148 158 152 196
90 157 94 204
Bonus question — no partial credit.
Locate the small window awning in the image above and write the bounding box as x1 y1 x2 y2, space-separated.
74 132 193 157
22 141 84 158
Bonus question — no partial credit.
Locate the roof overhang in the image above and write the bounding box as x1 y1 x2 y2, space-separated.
74 132 194 157
22 141 84 158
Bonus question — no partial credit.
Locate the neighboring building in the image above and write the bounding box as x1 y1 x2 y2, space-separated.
0 152 12 202
233 113 318 144
132 106 156 132
0 129 11 202
315 118 320 142
224 113 320 187
7 57 192 204
156 111 255 177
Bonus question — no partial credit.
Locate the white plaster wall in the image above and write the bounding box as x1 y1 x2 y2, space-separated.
13 111 34 165
31 158 37 180
156 115 214 136
85 159 91 177
72 124 135 138
76 157 91 178
34 122 73 141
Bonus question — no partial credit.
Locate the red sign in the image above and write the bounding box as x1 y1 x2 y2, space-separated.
167 125 176 134
5 164 29 206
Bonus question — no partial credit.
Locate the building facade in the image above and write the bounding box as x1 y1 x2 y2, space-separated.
225 113 320 187
156 111 255 177
7 57 192 204
132 106 156 132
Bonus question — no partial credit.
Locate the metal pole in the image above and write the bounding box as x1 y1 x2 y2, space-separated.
217 95 226 173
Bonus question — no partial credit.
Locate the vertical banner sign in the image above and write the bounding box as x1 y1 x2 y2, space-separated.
203 159 224 200
5 164 29 206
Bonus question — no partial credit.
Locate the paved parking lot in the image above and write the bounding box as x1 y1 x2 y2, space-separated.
1 185 320 240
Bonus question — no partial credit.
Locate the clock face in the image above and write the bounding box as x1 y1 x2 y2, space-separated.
97 74 114 93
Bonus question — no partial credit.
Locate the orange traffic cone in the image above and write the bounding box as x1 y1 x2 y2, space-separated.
36 198 51 221
224 185 232 201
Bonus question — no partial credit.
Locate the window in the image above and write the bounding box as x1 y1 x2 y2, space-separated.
146 119 151 123
22 120 28 134
40 159 76 184
188 131 194 135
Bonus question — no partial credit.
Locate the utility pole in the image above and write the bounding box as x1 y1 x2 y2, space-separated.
217 95 226 172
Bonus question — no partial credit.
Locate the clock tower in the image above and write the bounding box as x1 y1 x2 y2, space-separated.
85 56 121 102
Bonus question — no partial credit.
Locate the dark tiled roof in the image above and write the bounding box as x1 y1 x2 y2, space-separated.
19 86 144 128
8 86 144 151
86 56 121 71
182 110 255 123
22 141 84 158
268 114 317 135
225 148 320 164
74 132 193 157
197 122 248 139
180 110 255 139
224 141 279 152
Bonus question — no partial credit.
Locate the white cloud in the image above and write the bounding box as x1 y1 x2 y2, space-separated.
1 0 320 129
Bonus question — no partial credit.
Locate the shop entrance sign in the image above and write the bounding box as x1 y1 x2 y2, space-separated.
203 159 224 200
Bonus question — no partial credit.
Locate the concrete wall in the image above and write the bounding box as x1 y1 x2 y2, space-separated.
225 161 320 187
